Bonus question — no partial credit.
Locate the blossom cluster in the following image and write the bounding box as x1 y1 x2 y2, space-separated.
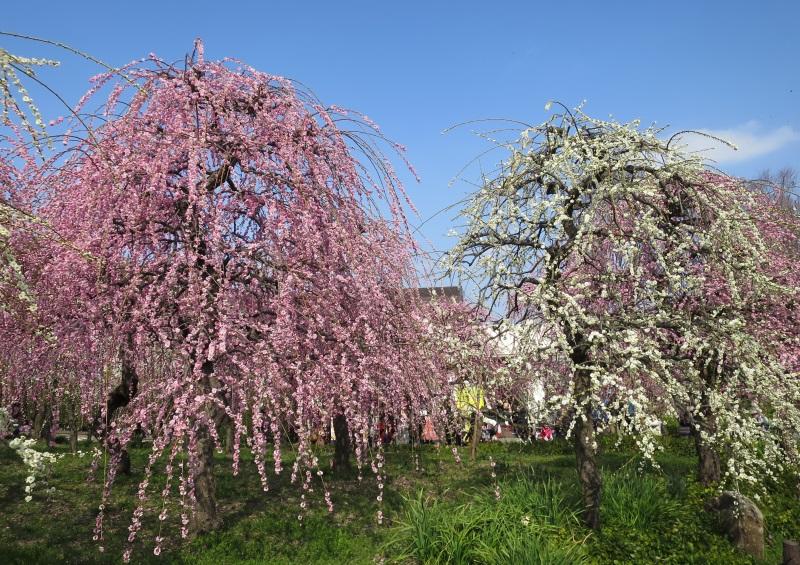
8 436 63 502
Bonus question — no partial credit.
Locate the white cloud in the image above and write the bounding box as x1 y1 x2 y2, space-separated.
670 121 799 164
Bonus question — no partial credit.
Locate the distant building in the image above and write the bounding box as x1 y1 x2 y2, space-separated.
416 286 464 302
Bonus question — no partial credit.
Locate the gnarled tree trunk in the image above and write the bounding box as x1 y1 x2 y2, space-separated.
191 426 220 533
191 360 224 533
33 405 53 445
694 431 721 486
693 362 721 487
333 413 352 472
89 350 138 475
224 420 235 456
568 333 602 530
693 400 721 486
469 409 481 462
574 367 601 529
102 353 138 475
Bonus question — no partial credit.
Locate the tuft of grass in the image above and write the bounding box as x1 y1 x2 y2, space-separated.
385 470 588 564
602 468 681 530
500 471 582 534
475 533 588 565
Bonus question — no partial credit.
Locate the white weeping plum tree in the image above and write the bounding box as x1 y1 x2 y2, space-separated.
446 103 800 529
0 43 59 309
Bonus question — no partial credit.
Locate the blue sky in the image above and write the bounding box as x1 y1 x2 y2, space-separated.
3 1 798 282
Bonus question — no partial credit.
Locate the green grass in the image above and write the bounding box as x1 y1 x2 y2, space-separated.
0 437 798 564
385 474 587 564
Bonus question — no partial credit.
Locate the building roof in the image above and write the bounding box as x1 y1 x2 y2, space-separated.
417 286 464 302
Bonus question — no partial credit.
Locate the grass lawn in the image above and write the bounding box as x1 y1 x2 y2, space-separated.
1 436 798 564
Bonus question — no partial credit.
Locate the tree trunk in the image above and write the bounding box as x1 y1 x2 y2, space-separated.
691 359 722 486
693 391 721 486
100 354 138 475
191 360 224 533
115 443 131 475
574 368 601 529
695 436 721 486
33 405 50 442
32 408 43 439
333 413 352 472
693 416 721 486
784 540 800 565
70 427 78 453
469 410 480 461
224 420 234 456
191 428 220 533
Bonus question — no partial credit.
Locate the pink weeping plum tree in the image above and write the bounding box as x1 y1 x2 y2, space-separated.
583 171 800 489
1 42 471 559
651 173 800 488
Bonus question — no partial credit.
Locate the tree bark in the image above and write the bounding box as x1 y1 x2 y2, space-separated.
693 411 721 486
191 427 220 533
469 410 481 462
333 413 352 472
101 353 138 475
33 405 51 443
224 420 234 456
191 359 224 533
695 437 721 486
574 365 601 529
692 385 721 486
784 540 800 565
32 408 44 440
115 444 131 475
70 428 78 453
